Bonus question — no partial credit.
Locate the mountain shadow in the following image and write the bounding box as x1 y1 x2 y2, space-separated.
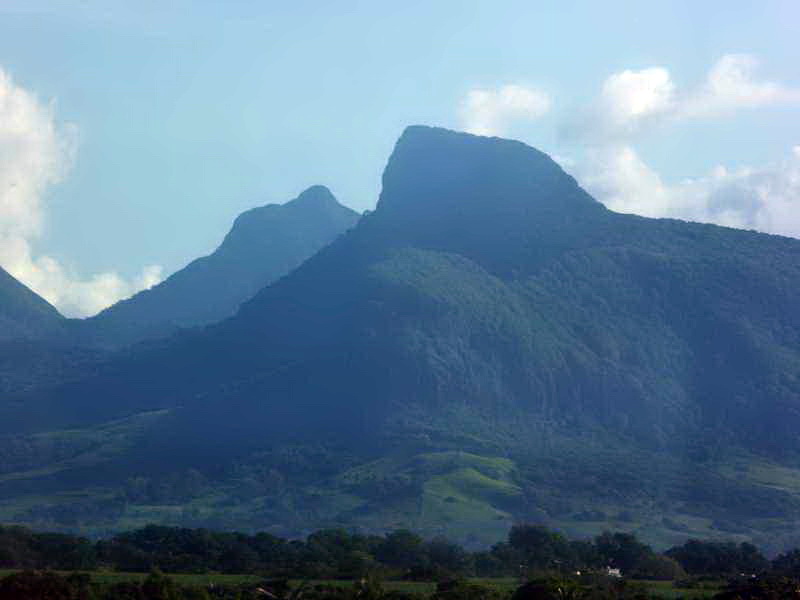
74 185 360 348
0 266 64 342
3 126 800 548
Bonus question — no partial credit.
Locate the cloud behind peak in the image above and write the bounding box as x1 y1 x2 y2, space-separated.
0 66 161 317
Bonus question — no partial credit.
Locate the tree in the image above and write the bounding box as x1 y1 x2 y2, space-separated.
141 569 179 600
665 539 768 575
629 554 685 580
0 571 75 600
425 537 473 575
772 548 800 576
594 532 653 575
508 525 573 570
375 530 427 569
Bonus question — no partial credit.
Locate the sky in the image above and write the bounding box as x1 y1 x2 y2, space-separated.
0 1 799 316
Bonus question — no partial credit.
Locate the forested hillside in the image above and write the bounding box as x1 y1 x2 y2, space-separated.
1 127 799 550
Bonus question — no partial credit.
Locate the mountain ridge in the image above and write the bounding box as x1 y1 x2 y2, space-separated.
73 185 360 348
2 126 800 548
0 266 65 342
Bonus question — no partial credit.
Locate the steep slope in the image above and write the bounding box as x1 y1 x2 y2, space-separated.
4 127 800 547
0 266 64 341
0 269 90 398
0 268 114 403
76 185 359 347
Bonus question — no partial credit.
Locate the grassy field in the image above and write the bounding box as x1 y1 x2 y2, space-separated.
298 578 720 599
0 570 720 598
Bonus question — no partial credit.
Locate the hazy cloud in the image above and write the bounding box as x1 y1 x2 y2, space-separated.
557 54 800 238
598 67 676 135
460 84 551 136
567 54 800 140
684 54 800 118
579 144 800 238
0 67 161 317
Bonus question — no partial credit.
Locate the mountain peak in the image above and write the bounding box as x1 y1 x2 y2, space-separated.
376 126 599 219
229 185 345 238
368 126 605 272
0 266 64 341
81 187 359 347
287 185 338 209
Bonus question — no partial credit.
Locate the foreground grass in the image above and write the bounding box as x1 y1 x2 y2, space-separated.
0 571 720 598
0 570 262 586
636 580 719 599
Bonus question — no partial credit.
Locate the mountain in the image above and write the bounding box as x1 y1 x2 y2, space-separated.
2 126 800 550
0 266 64 342
0 268 94 398
75 185 360 347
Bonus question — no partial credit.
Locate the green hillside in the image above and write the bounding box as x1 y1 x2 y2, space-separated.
2 126 800 551
0 267 64 342
74 185 360 347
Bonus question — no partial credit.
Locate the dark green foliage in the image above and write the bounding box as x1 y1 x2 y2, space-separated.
376 531 427 570
142 569 181 600
432 579 502 600
714 575 800 599
95 525 277 574
510 582 555 600
77 185 360 348
0 570 223 600
0 268 73 396
0 521 779 593
1 568 724 600
626 554 685 581
511 576 656 600
507 525 576 571
91 525 424 578
594 533 654 575
0 267 64 342
510 579 588 600
771 548 800 576
0 526 96 570
498 526 677 580
4 126 800 542
102 581 142 600
423 538 473 576
0 571 80 600
665 540 768 576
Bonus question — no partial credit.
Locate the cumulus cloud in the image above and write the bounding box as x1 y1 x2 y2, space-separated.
460 84 551 136
598 67 676 134
568 53 800 140
578 144 800 238
685 54 800 117
558 54 800 238
0 67 161 317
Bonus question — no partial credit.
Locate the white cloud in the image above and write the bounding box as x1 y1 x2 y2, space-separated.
578 144 800 238
578 145 677 218
460 84 551 136
570 54 800 140
599 67 676 133
684 54 800 117
0 67 161 317
562 54 800 238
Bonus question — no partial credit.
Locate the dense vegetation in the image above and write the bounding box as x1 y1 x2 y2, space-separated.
74 185 360 348
2 126 800 548
4 523 800 599
0 266 64 342
1 523 795 580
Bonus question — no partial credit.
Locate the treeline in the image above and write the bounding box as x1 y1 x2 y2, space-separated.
5 569 800 600
0 570 686 600
1 523 798 581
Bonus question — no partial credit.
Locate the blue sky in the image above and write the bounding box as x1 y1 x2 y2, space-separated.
0 1 798 315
